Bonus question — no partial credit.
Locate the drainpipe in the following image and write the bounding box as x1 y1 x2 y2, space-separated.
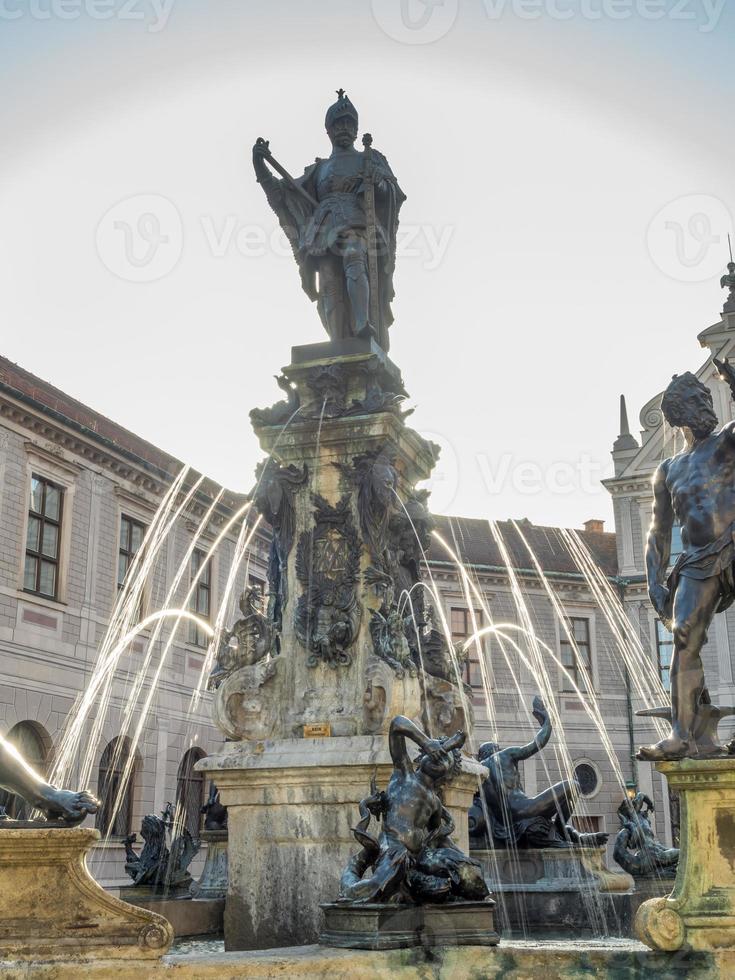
616 576 639 791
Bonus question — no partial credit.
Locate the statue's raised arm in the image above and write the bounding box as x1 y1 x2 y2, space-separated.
388 714 454 773
512 694 552 761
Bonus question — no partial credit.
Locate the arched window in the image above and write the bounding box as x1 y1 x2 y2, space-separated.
0 721 52 820
96 736 135 838
175 748 206 838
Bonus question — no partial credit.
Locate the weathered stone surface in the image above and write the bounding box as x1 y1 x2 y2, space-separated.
121 893 223 939
320 900 499 949
0 827 173 961
474 846 633 893
191 829 228 900
0 939 732 979
198 738 481 949
636 757 735 952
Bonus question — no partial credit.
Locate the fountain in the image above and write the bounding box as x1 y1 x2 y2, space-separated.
198 88 480 950
320 714 497 949
469 695 633 936
3 86 735 979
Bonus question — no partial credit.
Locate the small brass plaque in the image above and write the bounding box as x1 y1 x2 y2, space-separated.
304 723 331 738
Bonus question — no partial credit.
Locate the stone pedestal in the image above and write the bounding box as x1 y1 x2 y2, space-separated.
0 827 173 961
319 900 499 949
636 757 735 952
199 737 483 950
191 829 228 900
474 846 633 894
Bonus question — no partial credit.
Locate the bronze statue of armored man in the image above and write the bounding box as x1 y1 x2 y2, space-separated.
252 89 405 351
640 362 735 761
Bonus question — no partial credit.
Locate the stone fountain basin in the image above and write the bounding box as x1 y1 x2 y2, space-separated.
2 939 730 979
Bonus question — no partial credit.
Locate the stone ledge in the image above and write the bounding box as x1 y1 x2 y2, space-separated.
0 940 731 979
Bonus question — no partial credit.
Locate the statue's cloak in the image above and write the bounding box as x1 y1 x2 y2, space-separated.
261 149 405 334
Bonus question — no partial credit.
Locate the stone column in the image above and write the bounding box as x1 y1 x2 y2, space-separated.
202 339 483 950
200 739 483 949
636 757 735 951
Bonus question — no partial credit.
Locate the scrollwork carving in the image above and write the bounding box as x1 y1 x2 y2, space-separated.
295 494 362 668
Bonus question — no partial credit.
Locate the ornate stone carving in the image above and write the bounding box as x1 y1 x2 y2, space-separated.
423 675 471 738
295 494 361 668
369 603 416 677
249 374 300 428
209 587 276 690
304 363 349 417
212 657 278 741
345 359 410 418
336 448 397 562
252 458 307 633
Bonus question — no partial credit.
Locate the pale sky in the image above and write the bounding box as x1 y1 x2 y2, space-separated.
2 0 734 529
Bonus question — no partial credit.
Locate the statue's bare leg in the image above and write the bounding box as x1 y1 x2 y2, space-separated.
0 736 98 825
639 576 721 761
518 779 577 821
340 843 407 903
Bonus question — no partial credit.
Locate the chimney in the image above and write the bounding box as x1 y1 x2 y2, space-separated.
583 519 605 534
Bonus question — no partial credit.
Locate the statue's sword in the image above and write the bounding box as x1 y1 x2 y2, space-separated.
362 133 385 350
254 137 318 208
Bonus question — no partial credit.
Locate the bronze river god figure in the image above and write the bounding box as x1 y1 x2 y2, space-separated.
641 364 735 761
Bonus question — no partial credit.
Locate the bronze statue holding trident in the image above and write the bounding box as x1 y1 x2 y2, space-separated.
252 90 405 351
639 360 735 761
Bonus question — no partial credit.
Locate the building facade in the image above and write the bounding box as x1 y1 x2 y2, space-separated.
0 355 269 885
5 287 735 882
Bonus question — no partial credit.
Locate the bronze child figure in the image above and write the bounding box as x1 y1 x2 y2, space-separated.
338 715 488 904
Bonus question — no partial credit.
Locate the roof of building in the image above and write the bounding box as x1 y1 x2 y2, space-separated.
0 353 618 574
428 515 618 578
0 353 248 516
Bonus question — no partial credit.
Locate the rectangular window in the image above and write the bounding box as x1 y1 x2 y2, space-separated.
24 475 63 599
656 619 673 692
670 525 683 564
560 617 592 693
117 515 146 591
570 815 602 835
450 607 484 689
188 548 211 647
